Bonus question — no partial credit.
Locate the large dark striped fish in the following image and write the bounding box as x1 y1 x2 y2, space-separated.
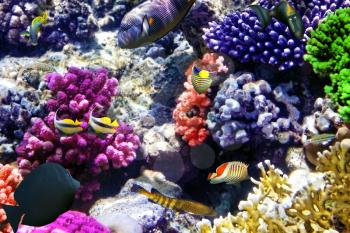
118 0 196 48
131 185 217 217
191 66 213 94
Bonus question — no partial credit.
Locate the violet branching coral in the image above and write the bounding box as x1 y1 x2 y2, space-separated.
203 0 349 70
16 67 140 201
207 72 302 149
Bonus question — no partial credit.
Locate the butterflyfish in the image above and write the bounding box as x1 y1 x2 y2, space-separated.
191 66 214 94
208 161 249 185
88 107 119 134
118 0 196 48
20 11 48 46
250 0 304 39
54 111 84 135
131 184 217 217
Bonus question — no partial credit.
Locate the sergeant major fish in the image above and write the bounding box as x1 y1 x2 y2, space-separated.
21 11 48 46
54 110 84 135
118 0 196 48
89 107 119 135
131 184 217 217
208 161 249 185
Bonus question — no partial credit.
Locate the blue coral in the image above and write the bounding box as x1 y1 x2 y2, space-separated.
203 0 350 70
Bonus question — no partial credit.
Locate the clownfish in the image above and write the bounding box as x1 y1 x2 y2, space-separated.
208 161 249 185
20 11 48 46
88 107 119 135
54 111 84 135
131 184 216 217
191 66 214 94
250 0 304 39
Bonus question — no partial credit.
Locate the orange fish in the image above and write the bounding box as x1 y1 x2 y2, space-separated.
208 161 249 185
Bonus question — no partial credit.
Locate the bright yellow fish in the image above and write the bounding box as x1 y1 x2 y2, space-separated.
208 161 249 185
88 107 119 134
20 11 48 46
54 111 83 135
191 66 213 94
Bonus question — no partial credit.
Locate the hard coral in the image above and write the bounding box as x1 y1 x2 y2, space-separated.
17 211 110 233
16 67 140 201
0 163 23 233
204 0 349 70
172 53 228 147
207 72 302 149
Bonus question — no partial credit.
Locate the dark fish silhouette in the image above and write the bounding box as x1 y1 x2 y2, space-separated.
3 163 80 233
118 0 196 48
250 0 305 39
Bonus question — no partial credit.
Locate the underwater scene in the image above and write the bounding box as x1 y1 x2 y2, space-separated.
0 0 349 232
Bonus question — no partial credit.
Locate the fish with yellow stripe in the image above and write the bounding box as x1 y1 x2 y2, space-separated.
21 11 48 46
191 66 214 94
88 107 119 135
131 184 217 217
208 161 249 185
250 0 304 39
54 111 84 135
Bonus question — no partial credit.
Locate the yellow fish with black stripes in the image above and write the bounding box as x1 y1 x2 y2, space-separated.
131 184 217 217
54 111 84 135
191 66 214 94
88 107 119 135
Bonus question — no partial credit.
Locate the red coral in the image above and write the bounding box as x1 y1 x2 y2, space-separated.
173 53 228 146
0 164 22 233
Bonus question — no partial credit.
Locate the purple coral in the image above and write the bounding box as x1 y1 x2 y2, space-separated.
16 67 140 201
207 72 302 148
203 0 350 70
17 211 110 233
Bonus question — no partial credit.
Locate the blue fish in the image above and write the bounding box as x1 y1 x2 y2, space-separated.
118 0 196 48
20 11 48 46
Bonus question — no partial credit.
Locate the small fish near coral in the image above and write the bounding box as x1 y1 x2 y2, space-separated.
307 133 336 146
20 11 48 46
208 161 249 185
250 0 304 39
118 0 196 48
54 110 84 135
131 184 217 217
3 163 80 233
191 66 214 94
89 107 119 135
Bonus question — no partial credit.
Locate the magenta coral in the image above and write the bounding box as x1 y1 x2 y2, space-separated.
0 164 23 233
172 53 228 146
17 211 110 233
16 67 140 201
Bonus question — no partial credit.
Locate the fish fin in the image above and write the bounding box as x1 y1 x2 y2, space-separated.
62 119 75 124
131 184 149 194
20 31 30 38
111 120 119 127
141 15 150 36
100 117 112 124
2 205 24 233
250 5 272 29
74 119 83 125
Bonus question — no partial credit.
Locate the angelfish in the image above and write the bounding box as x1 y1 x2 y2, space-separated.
250 0 304 39
88 107 119 134
131 184 216 217
54 111 84 135
191 66 214 94
20 11 48 46
118 0 196 48
208 161 249 185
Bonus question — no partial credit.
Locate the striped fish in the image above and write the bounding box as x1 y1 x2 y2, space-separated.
118 0 196 48
191 66 213 94
21 11 48 46
208 161 249 185
88 107 119 135
54 111 84 135
131 185 217 217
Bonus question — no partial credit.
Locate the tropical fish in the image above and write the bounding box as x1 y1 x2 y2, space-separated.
3 163 80 233
131 184 217 217
54 111 84 135
191 66 213 94
89 107 119 134
208 161 249 185
118 0 196 48
307 133 336 145
20 11 48 46
250 0 304 39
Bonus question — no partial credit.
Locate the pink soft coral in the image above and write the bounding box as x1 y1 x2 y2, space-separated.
0 164 23 233
173 53 228 146
16 67 140 201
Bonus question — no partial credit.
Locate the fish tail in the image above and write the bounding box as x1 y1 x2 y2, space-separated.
250 5 272 29
2 205 24 233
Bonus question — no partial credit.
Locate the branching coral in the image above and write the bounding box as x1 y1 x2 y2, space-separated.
172 53 228 147
203 0 349 70
0 163 23 233
16 67 140 201
17 211 110 233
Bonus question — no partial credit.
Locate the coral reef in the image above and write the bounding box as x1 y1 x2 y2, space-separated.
17 211 110 233
0 163 23 233
207 72 302 149
16 67 140 201
203 0 350 70
172 53 228 147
